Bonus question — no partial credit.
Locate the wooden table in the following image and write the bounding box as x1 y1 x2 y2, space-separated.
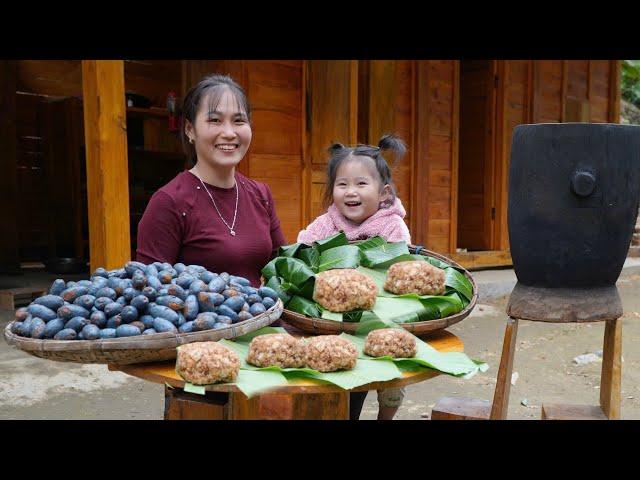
109 327 464 420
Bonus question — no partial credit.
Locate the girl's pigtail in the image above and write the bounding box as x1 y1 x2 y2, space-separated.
378 134 407 166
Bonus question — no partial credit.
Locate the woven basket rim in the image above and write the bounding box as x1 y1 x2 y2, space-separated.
4 299 283 363
280 246 477 335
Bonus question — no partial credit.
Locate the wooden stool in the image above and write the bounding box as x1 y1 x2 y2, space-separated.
0 287 47 310
432 282 623 420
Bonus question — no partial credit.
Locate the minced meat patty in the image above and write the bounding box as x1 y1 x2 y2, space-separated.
247 333 306 368
313 269 378 312
364 328 417 358
175 341 240 385
304 335 358 372
383 261 445 296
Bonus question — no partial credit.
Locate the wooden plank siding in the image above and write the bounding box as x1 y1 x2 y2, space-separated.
414 60 459 253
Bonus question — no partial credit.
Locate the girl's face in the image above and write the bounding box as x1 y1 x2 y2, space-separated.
332 156 391 225
185 89 252 170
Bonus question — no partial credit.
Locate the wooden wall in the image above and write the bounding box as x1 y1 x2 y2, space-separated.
414 61 459 253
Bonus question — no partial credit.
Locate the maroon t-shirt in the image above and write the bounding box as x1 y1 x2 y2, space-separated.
136 171 286 287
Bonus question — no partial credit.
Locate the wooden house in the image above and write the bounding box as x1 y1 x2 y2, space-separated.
0 60 621 272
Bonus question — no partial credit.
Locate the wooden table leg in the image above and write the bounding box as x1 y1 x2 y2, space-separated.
229 392 350 419
490 317 519 420
164 385 229 420
600 317 622 419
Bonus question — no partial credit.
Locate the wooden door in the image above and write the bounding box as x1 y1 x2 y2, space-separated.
457 60 497 251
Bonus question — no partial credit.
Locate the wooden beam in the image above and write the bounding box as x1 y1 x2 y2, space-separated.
81 60 131 272
561 60 568 122
448 249 512 270
0 61 20 273
609 60 621 123
349 60 359 144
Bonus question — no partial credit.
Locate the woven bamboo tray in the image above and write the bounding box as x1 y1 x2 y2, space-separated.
280 247 477 335
4 299 283 365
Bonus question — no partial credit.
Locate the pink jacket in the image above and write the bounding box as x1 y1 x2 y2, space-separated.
297 198 412 245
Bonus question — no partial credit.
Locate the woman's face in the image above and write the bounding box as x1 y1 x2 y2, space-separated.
332 157 390 225
186 89 252 169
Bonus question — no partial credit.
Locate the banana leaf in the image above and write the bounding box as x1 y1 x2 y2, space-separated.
221 327 403 391
359 241 410 268
424 256 453 270
287 295 321 317
321 309 343 322
313 231 348 253
297 247 320 272
353 236 387 251
261 258 278 280
317 245 361 271
265 276 291 304
445 267 473 302
275 257 316 299
279 242 305 258
341 331 489 379
320 308 366 323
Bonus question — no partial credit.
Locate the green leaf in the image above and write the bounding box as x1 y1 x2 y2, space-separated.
359 241 410 268
233 369 290 398
261 258 278 280
297 359 401 390
287 295 321 317
341 331 489 379
265 276 291 304
423 255 453 270
274 257 316 299
183 383 206 395
317 245 361 271
278 242 305 258
445 267 473 302
275 257 316 286
354 236 387 251
420 293 463 317
354 314 398 335
297 247 320 272
321 309 343 322
372 296 430 324
313 231 348 253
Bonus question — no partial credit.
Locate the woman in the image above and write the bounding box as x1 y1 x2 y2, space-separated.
136 74 285 286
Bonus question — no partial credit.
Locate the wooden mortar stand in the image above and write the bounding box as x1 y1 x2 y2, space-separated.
432 282 623 420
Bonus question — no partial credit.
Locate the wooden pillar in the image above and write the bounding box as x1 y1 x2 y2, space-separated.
0 61 20 273
609 60 621 123
81 60 130 272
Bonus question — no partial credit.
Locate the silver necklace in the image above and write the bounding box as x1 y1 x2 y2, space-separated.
193 171 239 236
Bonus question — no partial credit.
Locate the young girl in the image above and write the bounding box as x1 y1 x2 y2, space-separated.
297 134 410 420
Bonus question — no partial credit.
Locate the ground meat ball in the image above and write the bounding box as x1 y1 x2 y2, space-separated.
364 328 417 358
383 261 446 296
304 335 358 372
247 333 306 368
175 341 240 385
313 269 378 312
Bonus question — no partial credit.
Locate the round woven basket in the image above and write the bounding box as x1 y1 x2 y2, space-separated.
4 299 283 365
280 247 477 335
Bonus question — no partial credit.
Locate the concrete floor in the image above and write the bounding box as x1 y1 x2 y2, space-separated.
1 268 639 420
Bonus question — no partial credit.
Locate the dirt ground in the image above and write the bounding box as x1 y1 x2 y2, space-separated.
1 272 639 420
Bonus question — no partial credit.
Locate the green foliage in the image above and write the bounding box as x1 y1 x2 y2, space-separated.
622 60 640 108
